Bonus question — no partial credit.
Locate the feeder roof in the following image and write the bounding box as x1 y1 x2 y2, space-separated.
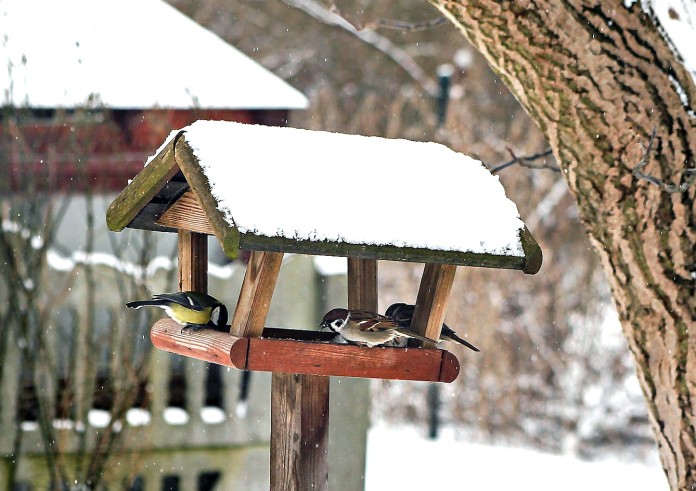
0 0 307 110
107 120 542 273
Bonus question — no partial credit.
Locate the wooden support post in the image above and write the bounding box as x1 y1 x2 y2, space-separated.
347 258 378 311
230 250 284 338
265 254 328 489
178 230 208 293
411 263 457 348
271 373 330 491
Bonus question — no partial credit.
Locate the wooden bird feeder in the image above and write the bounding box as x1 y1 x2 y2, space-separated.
106 120 542 490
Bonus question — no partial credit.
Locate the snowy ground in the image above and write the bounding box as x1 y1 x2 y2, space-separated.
366 427 668 490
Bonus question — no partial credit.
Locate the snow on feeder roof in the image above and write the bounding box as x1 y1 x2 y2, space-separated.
0 0 307 110
107 120 541 274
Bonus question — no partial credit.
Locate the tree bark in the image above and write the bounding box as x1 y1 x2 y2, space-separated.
428 1 696 488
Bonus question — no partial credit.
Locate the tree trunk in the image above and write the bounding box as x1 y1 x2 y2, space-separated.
428 1 696 488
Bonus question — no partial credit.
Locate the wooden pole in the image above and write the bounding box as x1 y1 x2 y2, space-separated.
228 250 327 490
178 230 208 293
268 257 377 491
271 373 330 491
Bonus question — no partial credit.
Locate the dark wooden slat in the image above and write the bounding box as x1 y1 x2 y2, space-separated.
178 230 208 293
411 263 457 348
127 177 190 232
230 251 284 338
261 328 337 342
150 319 460 382
106 132 183 231
271 373 329 491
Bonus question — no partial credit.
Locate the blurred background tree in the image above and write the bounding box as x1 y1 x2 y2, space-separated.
0 109 159 488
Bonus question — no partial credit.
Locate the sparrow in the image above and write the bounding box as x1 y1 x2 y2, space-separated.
126 291 228 332
385 302 479 352
320 308 436 347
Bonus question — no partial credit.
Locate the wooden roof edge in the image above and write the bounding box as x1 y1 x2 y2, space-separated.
105 131 184 232
173 135 242 259
237 232 534 271
520 227 543 274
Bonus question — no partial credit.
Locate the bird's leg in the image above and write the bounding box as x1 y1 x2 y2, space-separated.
181 324 205 334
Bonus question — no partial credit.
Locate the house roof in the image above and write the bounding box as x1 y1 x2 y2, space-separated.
107 121 542 273
0 0 308 110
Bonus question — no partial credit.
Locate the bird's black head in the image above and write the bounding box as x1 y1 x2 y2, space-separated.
320 308 349 333
385 302 409 318
385 302 415 325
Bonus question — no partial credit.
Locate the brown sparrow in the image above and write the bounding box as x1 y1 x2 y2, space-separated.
385 303 480 352
320 308 436 347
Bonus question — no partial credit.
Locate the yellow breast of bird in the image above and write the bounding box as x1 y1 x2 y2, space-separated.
169 304 212 325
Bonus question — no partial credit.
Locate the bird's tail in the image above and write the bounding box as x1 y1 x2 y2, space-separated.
394 328 437 345
126 300 166 309
441 327 480 352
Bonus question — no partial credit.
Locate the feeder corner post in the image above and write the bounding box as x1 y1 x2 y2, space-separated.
347 257 378 311
178 229 208 293
411 263 457 347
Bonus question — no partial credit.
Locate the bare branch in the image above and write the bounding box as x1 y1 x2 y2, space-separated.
328 4 447 32
368 17 448 32
281 0 438 96
489 148 558 174
631 128 696 193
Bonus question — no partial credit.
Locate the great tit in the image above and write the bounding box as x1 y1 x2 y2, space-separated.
126 291 228 332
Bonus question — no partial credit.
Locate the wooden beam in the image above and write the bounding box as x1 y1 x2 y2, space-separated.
150 319 240 366
271 373 329 491
347 258 377 311
178 230 208 293
150 319 460 383
411 263 457 348
157 190 215 235
235 233 538 271
235 336 460 383
230 251 284 338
